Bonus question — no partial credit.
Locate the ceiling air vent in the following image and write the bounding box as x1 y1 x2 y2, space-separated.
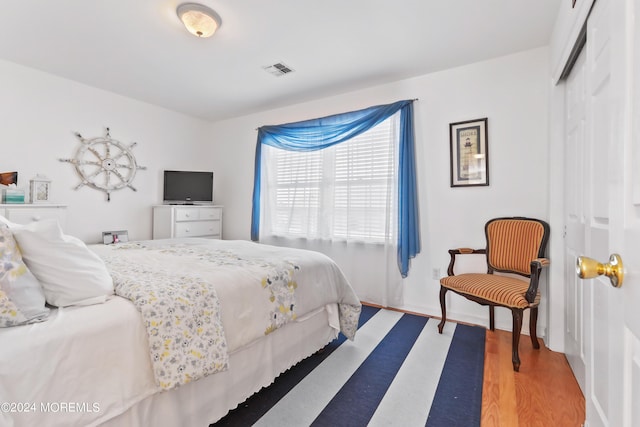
263 62 295 77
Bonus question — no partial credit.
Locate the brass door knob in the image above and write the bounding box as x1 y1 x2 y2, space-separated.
576 254 624 288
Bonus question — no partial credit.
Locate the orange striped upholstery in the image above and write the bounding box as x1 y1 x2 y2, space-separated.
440 273 540 308
487 219 545 275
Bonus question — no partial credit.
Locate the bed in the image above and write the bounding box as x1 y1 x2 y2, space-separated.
0 221 361 427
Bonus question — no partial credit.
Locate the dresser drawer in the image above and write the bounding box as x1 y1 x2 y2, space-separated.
4 208 67 228
174 220 221 238
175 208 198 222
198 207 221 220
174 207 222 222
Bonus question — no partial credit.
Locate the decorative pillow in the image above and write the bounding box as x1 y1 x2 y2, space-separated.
8 219 114 307
0 226 49 326
0 289 29 327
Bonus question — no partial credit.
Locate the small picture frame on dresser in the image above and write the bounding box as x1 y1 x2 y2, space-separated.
102 230 129 245
29 175 52 203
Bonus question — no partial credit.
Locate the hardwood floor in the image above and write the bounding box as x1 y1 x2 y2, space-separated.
481 329 585 426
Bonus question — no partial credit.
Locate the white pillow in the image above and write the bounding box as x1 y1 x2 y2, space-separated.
8 219 114 307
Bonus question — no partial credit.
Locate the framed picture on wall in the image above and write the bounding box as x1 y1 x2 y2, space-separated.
0 171 18 186
449 118 489 187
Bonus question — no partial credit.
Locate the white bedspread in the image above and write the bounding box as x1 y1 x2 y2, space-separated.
99 239 361 352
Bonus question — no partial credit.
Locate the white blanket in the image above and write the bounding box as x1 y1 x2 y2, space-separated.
99 239 361 390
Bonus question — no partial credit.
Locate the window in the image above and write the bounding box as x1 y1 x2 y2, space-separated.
262 116 397 242
252 99 419 278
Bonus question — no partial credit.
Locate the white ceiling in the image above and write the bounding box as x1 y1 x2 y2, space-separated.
0 1 560 122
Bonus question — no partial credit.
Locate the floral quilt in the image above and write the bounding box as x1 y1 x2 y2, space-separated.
100 239 361 391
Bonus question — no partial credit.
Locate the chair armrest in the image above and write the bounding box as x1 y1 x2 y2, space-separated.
533 258 550 267
525 258 550 303
446 248 487 276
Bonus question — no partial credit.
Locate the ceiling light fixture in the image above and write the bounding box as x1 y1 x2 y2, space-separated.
176 3 221 38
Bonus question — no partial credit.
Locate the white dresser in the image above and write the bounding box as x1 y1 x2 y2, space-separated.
0 204 67 230
152 205 223 239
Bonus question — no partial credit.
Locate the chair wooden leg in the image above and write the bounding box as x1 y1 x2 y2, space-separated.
489 305 495 331
529 307 540 349
511 308 523 372
438 286 447 334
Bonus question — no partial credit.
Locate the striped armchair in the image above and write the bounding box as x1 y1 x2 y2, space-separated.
438 217 550 371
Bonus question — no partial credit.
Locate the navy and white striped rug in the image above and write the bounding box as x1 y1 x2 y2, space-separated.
213 306 485 427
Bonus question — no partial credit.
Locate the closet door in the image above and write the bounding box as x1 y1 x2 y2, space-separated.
562 1 640 425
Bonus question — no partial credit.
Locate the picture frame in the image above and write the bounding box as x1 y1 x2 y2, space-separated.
0 171 18 186
449 118 489 187
29 175 51 203
102 230 129 245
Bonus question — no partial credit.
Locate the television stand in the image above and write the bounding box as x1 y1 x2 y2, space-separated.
153 205 223 239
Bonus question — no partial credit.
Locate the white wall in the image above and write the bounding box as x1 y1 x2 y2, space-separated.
208 47 551 336
0 59 213 243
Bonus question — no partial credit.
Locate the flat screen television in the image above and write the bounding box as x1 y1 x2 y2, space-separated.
163 170 214 204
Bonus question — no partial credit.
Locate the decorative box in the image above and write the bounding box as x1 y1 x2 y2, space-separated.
30 175 52 203
2 188 25 204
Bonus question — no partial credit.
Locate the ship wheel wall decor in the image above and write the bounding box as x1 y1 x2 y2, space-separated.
60 128 146 201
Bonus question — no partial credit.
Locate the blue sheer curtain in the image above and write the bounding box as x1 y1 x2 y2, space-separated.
251 99 420 277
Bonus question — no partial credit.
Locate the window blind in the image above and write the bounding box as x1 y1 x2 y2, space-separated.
268 118 394 242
